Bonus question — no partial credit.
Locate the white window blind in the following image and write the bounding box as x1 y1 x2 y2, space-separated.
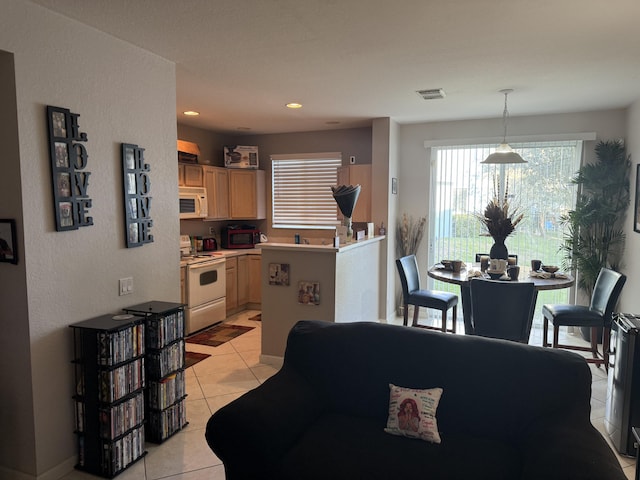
428 140 583 322
271 152 342 229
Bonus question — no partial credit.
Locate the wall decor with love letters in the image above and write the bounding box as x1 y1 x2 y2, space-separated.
46 106 93 231
122 143 153 247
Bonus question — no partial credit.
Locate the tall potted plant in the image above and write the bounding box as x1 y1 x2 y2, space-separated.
560 140 630 339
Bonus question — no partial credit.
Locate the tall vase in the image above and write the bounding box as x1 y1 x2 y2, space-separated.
489 237 508 260
343 216 353 240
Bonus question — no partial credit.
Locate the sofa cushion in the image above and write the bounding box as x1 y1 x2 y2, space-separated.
384 383 443 443
281 413 522 480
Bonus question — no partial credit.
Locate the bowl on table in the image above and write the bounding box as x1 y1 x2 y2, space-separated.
486 269 505 280
541 265 559 274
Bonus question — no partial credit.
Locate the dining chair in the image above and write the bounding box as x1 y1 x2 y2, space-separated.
542 268 626 369
396 255 458 333
475 253 518 264
469 278 536 343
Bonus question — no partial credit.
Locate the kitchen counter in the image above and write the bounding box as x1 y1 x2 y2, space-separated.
260 236 385 362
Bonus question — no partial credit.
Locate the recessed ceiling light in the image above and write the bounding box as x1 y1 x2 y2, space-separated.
286 102 303 109
183 110 200 116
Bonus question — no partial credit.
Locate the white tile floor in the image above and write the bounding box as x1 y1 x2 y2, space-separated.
58 310 636 480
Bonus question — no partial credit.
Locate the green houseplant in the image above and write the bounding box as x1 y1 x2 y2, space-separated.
560 140 630 339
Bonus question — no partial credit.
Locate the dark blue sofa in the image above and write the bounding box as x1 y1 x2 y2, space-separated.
206 320 625 479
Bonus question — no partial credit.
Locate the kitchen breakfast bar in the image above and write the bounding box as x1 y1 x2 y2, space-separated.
259 236 385 362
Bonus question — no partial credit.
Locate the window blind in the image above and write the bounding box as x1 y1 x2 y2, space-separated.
271 152 342 229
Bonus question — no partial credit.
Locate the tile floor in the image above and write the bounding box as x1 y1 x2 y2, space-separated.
58 310 636 480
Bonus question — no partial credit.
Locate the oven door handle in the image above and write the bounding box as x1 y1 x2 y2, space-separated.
188 259 225 271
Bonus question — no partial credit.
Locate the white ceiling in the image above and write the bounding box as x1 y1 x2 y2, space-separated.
29 0 640 135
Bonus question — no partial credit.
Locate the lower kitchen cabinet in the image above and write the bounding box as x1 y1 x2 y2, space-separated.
248 255 262 304
226 254 261 315
226 257 238 312
237 255 248 307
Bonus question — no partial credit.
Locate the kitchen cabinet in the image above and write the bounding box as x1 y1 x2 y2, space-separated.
248 255 262 304
229 169 266 220
226 257 238 312
179 164 204 187
337 165 371 222
237 255 248 307
203 166 229 220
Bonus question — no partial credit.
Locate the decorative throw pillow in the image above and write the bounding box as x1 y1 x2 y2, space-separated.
384 383 443 443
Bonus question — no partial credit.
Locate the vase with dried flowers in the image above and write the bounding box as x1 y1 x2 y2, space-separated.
476 180 523 259
396 213 427 259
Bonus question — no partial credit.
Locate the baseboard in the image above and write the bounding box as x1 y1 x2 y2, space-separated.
259 354 283 368
0 455 75 480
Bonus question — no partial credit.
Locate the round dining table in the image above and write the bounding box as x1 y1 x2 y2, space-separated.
427 264 574 335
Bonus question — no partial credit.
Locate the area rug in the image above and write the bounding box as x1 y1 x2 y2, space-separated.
249 313 261 322
186 324 254 347
185 351 211 368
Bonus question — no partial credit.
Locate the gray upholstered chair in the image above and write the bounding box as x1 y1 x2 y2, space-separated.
469 278 536 343
542 268 626 369
396 255 458 333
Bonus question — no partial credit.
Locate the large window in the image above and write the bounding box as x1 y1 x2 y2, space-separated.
428 140 584 320
271 152 342 229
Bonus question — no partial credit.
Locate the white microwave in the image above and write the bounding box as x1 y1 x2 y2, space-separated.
179 186 208 219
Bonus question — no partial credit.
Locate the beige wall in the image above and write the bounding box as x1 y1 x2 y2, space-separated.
623 100 640 313
0 1 179 478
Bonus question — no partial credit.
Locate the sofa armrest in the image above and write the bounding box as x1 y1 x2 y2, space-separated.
519 417 625 480
205 366 325 479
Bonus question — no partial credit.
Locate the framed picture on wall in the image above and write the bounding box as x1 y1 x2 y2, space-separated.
297 281 320 305
0 219 18 264
269 263 290 286
635 164 640 233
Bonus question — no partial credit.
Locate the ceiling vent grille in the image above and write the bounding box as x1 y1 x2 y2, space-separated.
416 88 446 100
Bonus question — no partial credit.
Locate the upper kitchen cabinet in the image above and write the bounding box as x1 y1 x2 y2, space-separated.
337 165 371 222
203 166 229 220
229 170 266 220
179 164 204 187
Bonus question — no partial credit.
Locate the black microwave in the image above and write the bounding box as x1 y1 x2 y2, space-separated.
221 227 260 249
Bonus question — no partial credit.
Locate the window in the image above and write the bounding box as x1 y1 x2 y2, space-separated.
271 152 342 229
428 140 583 319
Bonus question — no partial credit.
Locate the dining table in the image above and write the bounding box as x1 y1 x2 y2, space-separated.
427 263 575 335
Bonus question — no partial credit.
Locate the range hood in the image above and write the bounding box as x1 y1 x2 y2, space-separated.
177 140 201 163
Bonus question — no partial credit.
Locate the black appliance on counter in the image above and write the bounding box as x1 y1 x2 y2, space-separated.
605 313 640 456
221 225 260 249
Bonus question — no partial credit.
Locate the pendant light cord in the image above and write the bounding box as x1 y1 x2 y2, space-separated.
501 90 510 144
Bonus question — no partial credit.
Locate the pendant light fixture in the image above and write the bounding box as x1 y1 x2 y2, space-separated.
482 89 526 164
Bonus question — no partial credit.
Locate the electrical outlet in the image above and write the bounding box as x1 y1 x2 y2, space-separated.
349 155 356 164
119 277 133 296
209 226 215 235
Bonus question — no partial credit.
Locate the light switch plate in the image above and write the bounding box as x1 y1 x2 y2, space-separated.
119 277 133 296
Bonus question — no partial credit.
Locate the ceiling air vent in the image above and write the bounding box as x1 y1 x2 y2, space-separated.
416 88 446 100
